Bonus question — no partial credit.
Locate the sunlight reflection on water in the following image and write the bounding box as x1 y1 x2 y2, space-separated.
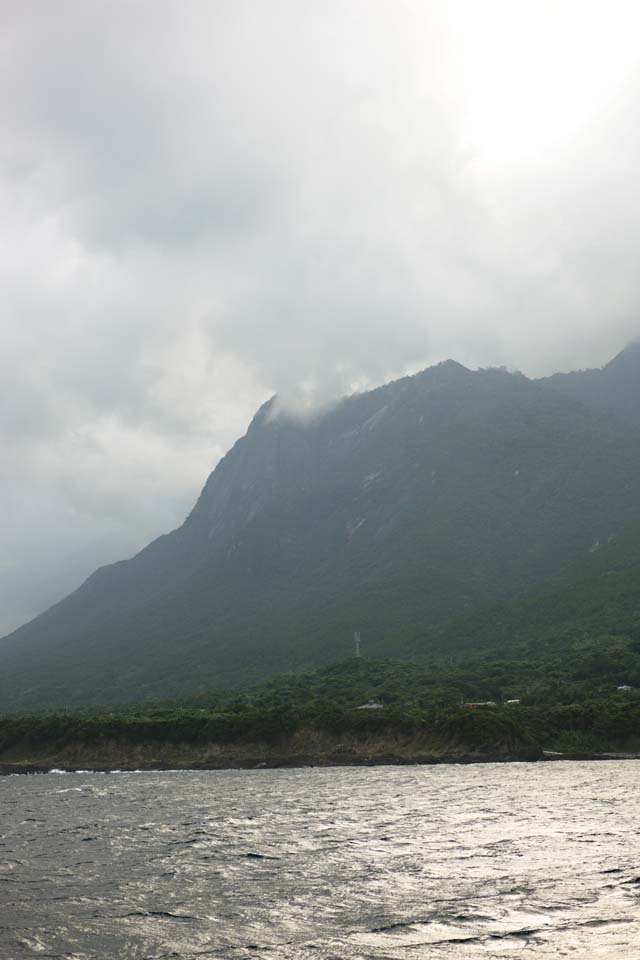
1 761 639 958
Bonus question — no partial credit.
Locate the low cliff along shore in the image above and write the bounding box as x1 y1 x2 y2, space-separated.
3 733 637 775
5 752 640 775
0 722 546 774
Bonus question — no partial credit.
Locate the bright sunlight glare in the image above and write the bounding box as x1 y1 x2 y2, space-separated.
447 0 640 166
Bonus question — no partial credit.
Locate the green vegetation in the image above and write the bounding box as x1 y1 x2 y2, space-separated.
2 651 640 768
0 700 538 768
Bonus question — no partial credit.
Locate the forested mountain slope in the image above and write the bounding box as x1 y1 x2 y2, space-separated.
417 522 640 669
2 350 640 710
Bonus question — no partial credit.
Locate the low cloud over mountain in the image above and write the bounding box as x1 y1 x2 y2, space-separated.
3 2 640 633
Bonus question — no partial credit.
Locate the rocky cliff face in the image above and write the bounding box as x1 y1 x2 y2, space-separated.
2 349 640 710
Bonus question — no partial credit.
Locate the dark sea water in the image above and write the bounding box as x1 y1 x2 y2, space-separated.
1 762 639 959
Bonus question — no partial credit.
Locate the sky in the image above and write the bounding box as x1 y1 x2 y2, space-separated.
3 0 640 635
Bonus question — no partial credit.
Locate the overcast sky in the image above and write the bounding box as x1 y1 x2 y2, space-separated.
3 0 640 635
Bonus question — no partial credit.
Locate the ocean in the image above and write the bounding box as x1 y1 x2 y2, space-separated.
1 761 639 958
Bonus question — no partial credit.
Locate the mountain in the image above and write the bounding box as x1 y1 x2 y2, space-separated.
541 342 640 425
2 348 640 710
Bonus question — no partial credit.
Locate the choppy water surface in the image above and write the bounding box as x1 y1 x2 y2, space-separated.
1 762 640 959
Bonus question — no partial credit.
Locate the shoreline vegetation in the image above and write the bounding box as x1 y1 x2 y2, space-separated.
3 654 640 775
3 678 640 774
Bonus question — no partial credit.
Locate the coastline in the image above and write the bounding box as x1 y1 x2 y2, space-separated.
3 748 639 775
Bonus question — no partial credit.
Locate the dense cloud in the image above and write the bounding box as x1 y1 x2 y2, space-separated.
2 0 640 633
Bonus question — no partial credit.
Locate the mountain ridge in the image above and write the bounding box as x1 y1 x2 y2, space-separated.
540 341 640 425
